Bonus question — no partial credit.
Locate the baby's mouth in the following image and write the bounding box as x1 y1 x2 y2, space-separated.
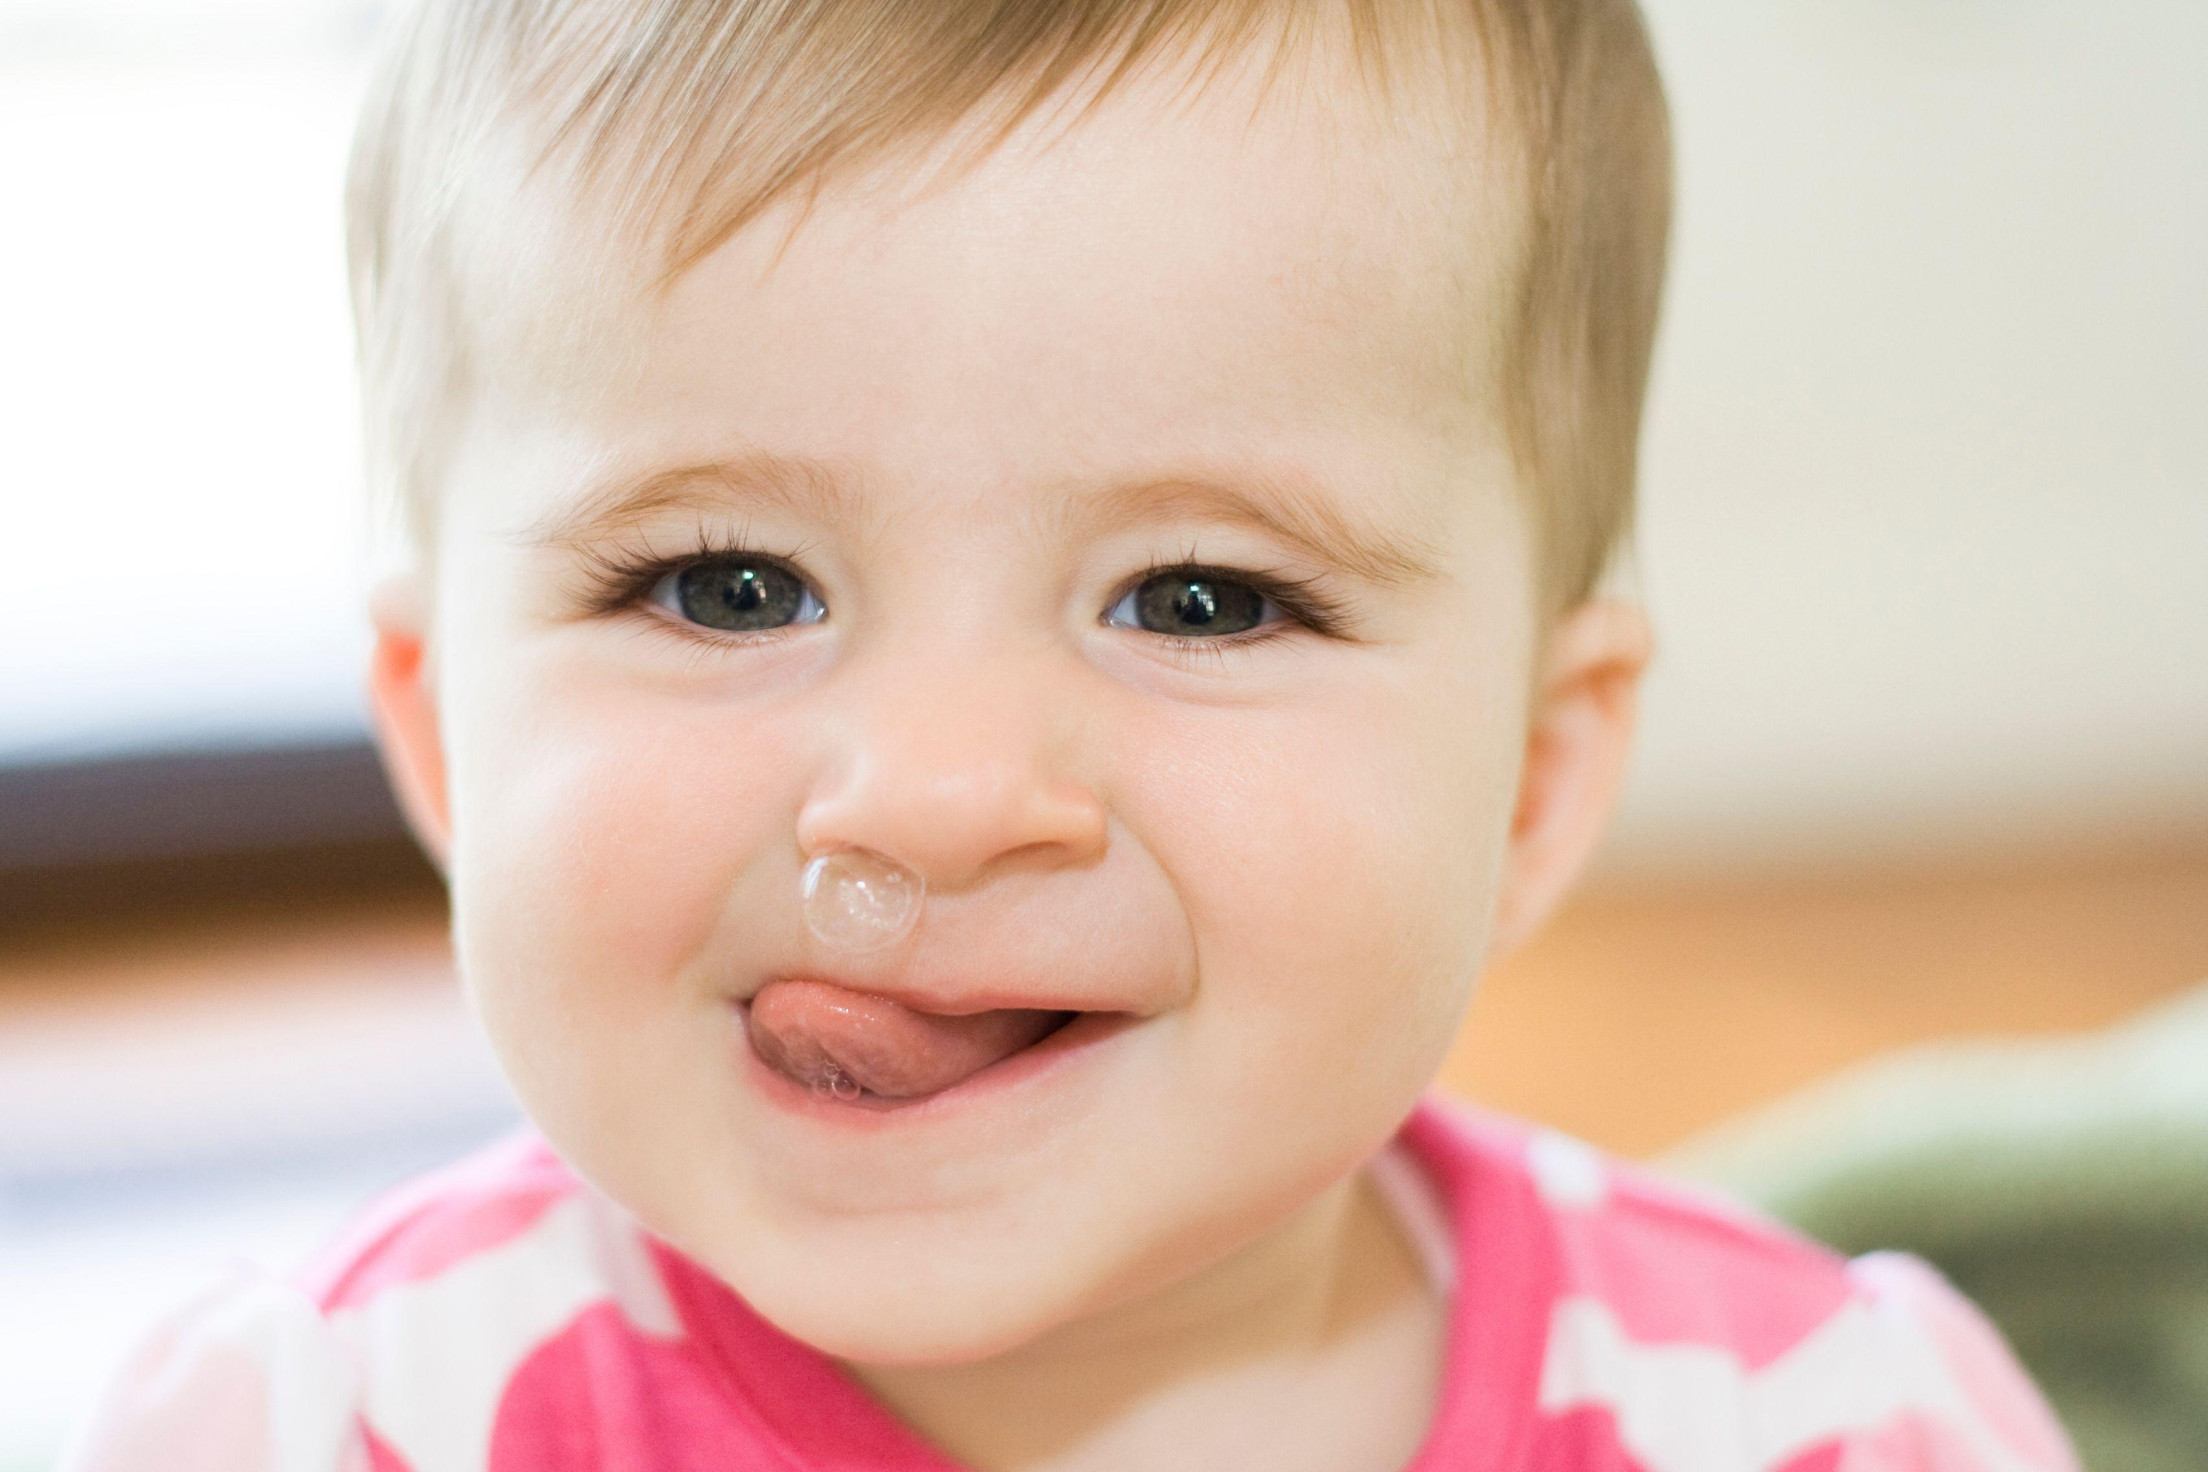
743 977 1079 1103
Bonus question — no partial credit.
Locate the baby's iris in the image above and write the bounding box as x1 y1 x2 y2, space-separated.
668 559 822 634
1110 573 1270 639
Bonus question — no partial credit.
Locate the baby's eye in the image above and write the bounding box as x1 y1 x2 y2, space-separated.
1103 568 1282 641
605 542 1342 658
644 555 827 636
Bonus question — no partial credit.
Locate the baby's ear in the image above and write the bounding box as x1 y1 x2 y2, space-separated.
365 570 453 876
1488 598 1653 960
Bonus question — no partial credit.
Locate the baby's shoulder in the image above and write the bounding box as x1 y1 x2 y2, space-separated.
1413 1101 2081 1469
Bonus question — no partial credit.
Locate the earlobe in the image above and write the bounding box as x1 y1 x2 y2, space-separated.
1489 598 1653 960
365 570 453 875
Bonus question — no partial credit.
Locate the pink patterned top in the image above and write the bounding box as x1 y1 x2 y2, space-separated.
56 1093 2080 1471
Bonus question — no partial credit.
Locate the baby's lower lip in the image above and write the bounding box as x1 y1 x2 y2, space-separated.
731 1001 1136 1123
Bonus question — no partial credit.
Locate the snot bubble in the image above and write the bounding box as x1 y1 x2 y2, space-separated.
800 847 924 953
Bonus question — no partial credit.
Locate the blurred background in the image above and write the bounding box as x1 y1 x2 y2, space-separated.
3 0 2204 1467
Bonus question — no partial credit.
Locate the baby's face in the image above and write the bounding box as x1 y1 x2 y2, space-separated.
405 42 1545 1361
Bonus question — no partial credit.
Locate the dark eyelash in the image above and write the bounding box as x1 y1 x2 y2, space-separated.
568 525 1355 653
568 519 815 620
1129 540 1353 638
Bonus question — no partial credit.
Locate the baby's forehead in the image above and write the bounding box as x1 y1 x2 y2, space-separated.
465 120 1513 585
468 15 1527 445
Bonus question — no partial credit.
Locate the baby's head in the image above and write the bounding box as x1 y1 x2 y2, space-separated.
352 0 1669 1367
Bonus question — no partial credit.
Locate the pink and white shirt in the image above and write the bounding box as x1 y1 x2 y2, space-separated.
56 1093 2080 1471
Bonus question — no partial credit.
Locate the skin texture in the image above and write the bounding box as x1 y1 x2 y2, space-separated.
365 26 1652 1472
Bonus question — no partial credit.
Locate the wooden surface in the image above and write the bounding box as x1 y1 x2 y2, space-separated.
5 839 2205 1159
1442 839 2208 1155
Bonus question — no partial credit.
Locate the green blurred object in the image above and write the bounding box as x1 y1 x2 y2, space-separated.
1662 980 2208 1472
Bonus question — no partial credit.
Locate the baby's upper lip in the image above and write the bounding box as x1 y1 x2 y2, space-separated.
743 969 1145 1017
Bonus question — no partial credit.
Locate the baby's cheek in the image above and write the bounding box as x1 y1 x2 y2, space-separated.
449 679 785 1042
1327 766 1486 1044
1163 695 1496 1070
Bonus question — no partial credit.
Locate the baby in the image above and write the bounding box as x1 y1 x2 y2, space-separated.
62 2 2081 1469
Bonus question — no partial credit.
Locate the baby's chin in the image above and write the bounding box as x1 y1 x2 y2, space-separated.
700 1225 1121 1367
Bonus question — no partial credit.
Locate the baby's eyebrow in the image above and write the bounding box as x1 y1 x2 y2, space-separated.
510 452 869 553
512 450 1450 591
1071 474 1450 591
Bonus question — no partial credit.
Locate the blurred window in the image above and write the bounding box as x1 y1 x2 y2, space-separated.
0 0 385 766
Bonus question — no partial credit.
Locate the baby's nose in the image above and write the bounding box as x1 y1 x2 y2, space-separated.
791 639 1111 895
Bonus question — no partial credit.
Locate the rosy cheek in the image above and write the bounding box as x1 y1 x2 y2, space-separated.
1201 696 1498 1074
453 675 793 1006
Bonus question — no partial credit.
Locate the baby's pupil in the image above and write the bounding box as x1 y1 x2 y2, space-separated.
677 559 803 632
1137 574 1264 637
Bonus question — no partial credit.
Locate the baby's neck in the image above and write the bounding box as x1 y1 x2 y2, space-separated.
844 1162 1448 1472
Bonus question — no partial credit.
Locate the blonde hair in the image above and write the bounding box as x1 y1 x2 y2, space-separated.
346 0 1669 624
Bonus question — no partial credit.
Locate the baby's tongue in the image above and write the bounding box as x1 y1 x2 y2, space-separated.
747 977 1070 1099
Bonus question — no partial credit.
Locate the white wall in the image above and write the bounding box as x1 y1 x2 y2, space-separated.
1599 0 2208 879
0 38 373 762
